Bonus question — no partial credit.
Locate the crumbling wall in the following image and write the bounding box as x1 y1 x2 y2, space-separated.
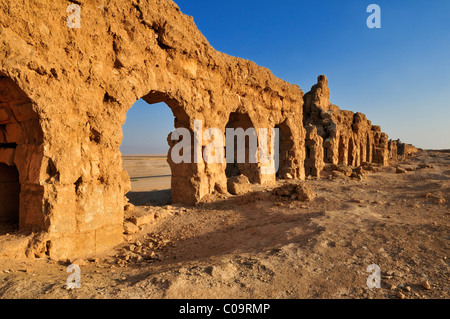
389 139 420 162
0 0 305 259
0 1 415 260
303 75 394 176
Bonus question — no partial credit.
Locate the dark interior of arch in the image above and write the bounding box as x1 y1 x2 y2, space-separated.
0 74 44 233
276 121 295 179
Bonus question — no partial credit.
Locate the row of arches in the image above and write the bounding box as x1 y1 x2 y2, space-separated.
0 77 299 254
337 133 373 167
121 94 297 206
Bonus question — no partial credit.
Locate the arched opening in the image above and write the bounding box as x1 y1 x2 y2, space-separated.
348 137 355 166
338 134 346 165
0 74 44 234
0 163 20 224
366 134 372 163
121 92 190 206
276 121 295 179
360 140 366 165
225 111 259 183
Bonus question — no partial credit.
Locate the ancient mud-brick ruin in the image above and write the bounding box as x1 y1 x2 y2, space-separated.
303 75 418 173
0 0 417 260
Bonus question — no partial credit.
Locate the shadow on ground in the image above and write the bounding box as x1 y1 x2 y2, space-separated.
126 189 171 207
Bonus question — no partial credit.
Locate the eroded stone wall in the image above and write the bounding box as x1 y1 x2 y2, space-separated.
303 75 412 176
0 0 305 259
0 1 416 260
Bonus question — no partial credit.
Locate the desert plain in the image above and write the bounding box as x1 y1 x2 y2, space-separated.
0 149 448 299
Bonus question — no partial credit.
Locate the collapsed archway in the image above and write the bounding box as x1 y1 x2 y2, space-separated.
0 75 44 233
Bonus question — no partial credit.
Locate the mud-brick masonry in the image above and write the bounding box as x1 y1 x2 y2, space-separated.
0 0 414 260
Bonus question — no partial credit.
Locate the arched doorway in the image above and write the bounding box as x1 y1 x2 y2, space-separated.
0 75 44 233
348 136 355 166
366 134 372 163
121 91 193 206
276 121 295 179
0 163 19 224
225 111 259 183
338 134 346 165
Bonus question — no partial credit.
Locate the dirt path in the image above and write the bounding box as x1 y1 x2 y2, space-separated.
0 151 448 299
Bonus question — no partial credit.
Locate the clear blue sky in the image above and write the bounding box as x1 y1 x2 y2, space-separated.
121 0 450 154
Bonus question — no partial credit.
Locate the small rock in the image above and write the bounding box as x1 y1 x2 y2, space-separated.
396 291 406 299
124 203 135 213
214 183 227 194
433 198 446 205
332 171 348 180
123 221 139 235
385 270 395 276
70 258 87 266
295 184 315 202
404 286 412 292
337 164 353 177
396 167 407 174
420 280 432 290
227 175 251 195
388 284 397 290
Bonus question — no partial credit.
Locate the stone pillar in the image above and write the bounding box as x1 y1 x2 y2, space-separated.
304 124 324 177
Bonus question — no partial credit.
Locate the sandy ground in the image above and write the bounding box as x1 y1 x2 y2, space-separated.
0 150 448 299
122 155 172 206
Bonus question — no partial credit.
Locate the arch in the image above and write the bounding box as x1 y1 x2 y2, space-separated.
360 139 366 164
0 163 19 224
366 134 372 163
0 75 44 231
276 120 295 179
121 90 199 205
348 136 355 166
338 134 346 165
225 111 259 183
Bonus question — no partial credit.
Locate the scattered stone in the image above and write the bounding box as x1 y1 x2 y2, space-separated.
420 280 432 290
396 291 406 299
388 284 397 290
404 286 412 292
227 175 251 195
331 171 347 180
396 167 407 174
214 183 227 194
296 184 315 201
123 221 139 235
129 213 156 227
273 182 315 202
124 203 135 213
70 258 87 266
336 164 353 177
385 270 395 276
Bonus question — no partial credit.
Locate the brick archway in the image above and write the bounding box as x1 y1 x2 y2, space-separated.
0 75 44 232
